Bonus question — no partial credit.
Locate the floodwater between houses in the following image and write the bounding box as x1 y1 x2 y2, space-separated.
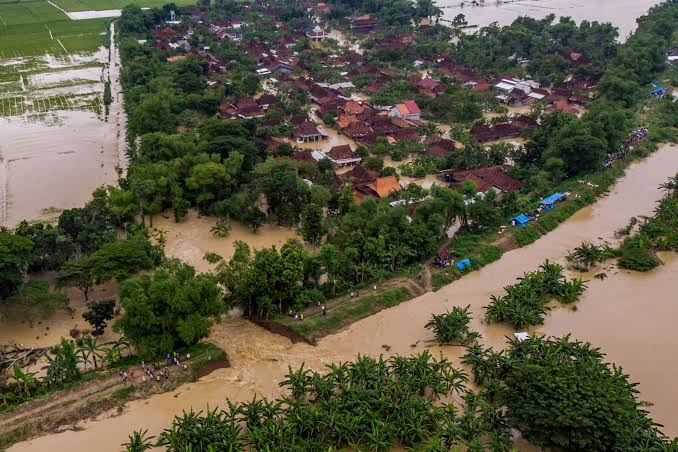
10 145 678 450
439 0 663 40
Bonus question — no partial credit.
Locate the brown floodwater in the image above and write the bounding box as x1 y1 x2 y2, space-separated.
0 23 127 227
439 0 663 40
9 146 678 450
153 210 305 272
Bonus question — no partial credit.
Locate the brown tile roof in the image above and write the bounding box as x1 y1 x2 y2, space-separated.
343 101 366 115
293 121 323 138
447 166 522 192
336 114 359 129
365 176 401 198
327 144 355 160
341 165 378 185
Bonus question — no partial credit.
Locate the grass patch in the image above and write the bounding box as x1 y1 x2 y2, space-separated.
111 384 136 399
285 288 411 340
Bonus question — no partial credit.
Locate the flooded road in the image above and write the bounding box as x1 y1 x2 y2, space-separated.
439 0 663 40
10 145 678 450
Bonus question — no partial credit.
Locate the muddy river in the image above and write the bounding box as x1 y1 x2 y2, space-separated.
10 144 677 450
439 0 663 40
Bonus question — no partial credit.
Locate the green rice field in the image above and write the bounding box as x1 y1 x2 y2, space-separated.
0 1 108 56
0 0 195 57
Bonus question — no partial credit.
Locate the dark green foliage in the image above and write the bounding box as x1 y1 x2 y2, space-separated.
14 221 73 272
566 241 614 270
505 336 670 450
616 174 678 271
425 305 480 346
129 351 514 451
114 260 224 359
82 298 116 336
484 260 587 329
0 231 33 298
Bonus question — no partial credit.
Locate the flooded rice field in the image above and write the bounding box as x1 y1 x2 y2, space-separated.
154 210 305 273
439 0 663 40
0 23 127 227
10 144 678 451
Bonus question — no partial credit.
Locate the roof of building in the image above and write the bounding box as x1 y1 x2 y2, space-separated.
327 144 356 160
294 121 323 138
366 176 401 198
448 166 522 192
394 100 421 116
341 165 378 185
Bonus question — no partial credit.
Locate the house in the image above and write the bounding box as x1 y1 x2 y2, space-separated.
341 165 378 186
470 122 523 142
360 176 401 199
294 121 327 142
493 78 543 105
416 77 443 96
389 100 421 121
440 166 522 193
257 94 281 111
305 23 329 42
323 144 362 167
350 14 377 32
343 101 367 115
218 101 237 118
424 137 456 158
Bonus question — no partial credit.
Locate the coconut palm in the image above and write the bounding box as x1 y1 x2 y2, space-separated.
659 173 678 195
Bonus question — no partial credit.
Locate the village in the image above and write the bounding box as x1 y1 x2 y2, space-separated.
146 1 601 213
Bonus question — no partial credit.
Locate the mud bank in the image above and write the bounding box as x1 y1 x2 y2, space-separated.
9 145 678 451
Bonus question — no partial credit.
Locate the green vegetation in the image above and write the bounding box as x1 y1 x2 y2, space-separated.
464 336 675 450
566 241 615 270
287 288 411 340
114 260 224 359
127 351 514 451
616 175 678 271
425 305 480 346
484 260 587 329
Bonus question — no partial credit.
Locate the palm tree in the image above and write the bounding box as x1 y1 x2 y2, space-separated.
123 429 155 452
659 173 678 195
77 336 106 370
9 363 38 398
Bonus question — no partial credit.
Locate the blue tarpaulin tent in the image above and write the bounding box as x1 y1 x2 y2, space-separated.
651 87 666 97
456 258 472 271
511 214 530 227
541 192 566 210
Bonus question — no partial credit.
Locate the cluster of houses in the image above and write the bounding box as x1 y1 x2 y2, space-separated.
148 2 603 205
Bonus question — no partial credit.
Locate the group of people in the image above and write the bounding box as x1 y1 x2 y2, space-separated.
288 302 327 321
118 352 191 385
604 127 648 168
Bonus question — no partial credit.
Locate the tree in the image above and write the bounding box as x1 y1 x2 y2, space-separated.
505 336 667 450
9 363 38 398
114 260 224 359
211 218 232 237
425 305 480 346
57 257 95 301
300 203 325 246
0 231 33 298
546 123 607 176
82 299 116 336
43 338 81 386
77 336 106 370
88 233 157 283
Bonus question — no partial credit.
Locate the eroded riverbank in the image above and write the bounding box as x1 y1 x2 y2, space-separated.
9 145 678 450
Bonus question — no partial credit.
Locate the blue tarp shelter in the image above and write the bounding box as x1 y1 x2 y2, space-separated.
456 258 472 271
511 214 530 227
540 192 566 210
651 87 666 97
